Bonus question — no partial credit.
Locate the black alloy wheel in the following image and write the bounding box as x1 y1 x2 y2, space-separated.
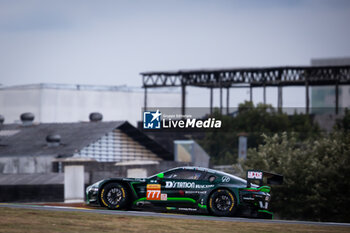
209 189 237 216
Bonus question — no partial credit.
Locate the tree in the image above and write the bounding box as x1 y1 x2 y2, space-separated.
336 108 350 132
243 131 350 222
199 102 319 165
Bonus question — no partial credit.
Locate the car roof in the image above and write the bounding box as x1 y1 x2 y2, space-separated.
166 166 211 173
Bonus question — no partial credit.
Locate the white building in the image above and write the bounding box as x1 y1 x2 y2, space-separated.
0 120 172 174
311 58 350 114
0 83 180 125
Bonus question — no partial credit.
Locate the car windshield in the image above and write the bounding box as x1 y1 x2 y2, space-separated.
148 168 196 179
165 170 204 180
149 168 248 184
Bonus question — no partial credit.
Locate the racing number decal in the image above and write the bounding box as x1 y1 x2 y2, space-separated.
146 184 167 201
147 184 160 200
147 184 161 200
222 176 230 182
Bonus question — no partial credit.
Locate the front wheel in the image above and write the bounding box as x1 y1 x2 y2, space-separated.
208 189 237 216
100 183 129 210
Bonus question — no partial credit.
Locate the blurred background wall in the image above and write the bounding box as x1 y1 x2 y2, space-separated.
0 83 180 126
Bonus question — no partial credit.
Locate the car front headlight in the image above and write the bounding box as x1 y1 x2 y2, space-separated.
87 180 104 192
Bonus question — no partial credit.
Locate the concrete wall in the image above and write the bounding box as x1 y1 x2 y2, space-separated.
127 168 147 178
0 88 41 123
60 160 192 184
64 165 85 203
311 86 350 114
340 86 350 109
0 84 181 126
0 184 64 202
0 156 55 174
0 161 191 202
310 58 350 114
174 140 210 168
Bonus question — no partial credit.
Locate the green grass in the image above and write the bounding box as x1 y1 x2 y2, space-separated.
0 207 349 233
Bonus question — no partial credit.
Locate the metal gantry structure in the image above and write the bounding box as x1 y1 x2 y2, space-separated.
141 66 350 115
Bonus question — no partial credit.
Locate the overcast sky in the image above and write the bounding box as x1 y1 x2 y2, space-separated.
0 0 349 107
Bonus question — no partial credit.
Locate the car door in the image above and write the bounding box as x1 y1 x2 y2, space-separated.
161 169 207 208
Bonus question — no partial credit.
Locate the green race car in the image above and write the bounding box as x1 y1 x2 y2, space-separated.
86 166 282 218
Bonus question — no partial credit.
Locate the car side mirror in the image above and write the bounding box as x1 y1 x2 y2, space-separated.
157 173 164 180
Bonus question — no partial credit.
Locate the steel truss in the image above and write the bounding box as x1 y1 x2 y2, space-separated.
141 66 350 115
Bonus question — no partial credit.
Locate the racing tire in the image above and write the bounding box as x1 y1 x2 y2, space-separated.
100 183 129 210
208 189 237 216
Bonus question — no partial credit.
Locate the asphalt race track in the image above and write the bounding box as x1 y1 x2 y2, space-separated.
1 203 350 228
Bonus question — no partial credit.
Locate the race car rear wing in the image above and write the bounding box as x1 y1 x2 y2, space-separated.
246 170 283 187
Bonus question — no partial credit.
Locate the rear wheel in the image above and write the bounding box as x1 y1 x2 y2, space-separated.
100 183 129 210
209 189 237 216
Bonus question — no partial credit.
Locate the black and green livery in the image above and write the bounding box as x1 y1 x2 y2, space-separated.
86 167 282 218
